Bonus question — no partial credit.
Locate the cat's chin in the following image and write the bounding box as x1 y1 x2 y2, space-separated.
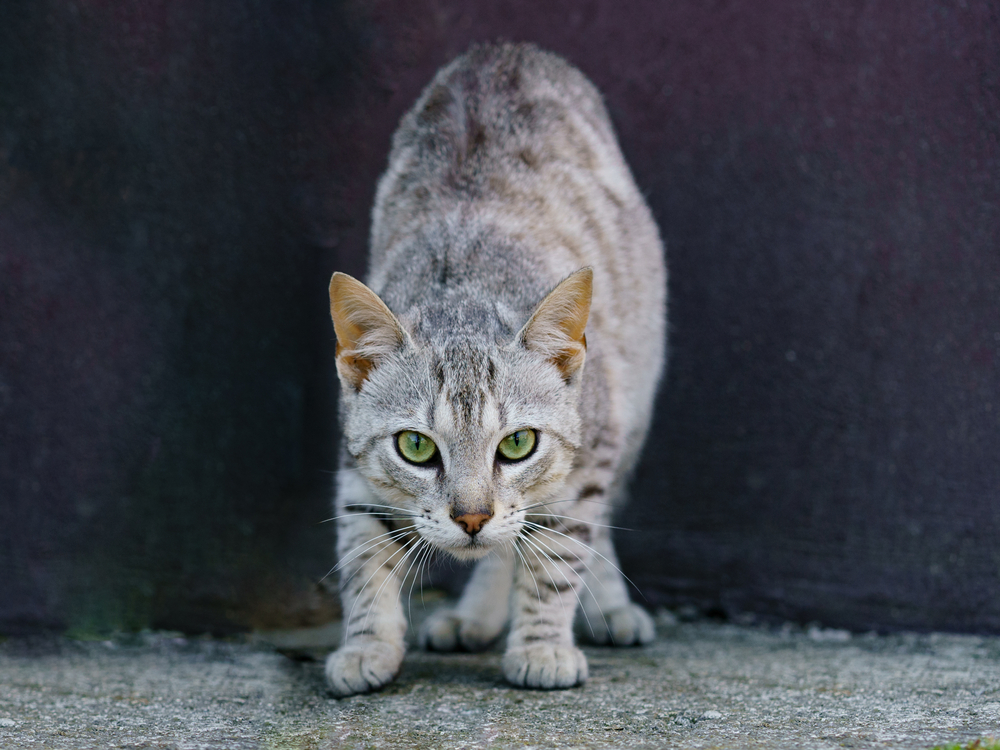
438 539 499 562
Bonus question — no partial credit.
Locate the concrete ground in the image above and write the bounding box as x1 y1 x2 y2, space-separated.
1 608 998 750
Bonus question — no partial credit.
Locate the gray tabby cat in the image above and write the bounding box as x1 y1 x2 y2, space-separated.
325 42 666 695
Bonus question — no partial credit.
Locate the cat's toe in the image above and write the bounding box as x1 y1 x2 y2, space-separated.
502 644 588 689
584 603 656 646
420 608 499 652
325 641 404 697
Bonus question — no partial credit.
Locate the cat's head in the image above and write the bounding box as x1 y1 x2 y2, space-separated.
329 269 591 560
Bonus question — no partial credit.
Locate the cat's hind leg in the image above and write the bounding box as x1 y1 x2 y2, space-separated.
420 546 513 652
576 523 655 646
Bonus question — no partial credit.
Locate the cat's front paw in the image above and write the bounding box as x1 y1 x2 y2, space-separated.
420 608 501 652
583 602 656 646
502 644 588 689
325 641 404 697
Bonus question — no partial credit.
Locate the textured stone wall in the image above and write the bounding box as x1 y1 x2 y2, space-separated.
1 0 997 635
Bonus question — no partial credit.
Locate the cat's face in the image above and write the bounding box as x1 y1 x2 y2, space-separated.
330 269 592 560
341 340 581 560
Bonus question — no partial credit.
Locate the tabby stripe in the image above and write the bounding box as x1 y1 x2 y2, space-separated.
542 579 574 593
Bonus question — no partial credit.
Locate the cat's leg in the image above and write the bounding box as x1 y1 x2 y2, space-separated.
324 475 410 696
502 525 589 689
420 546 514 652
577 523 655 646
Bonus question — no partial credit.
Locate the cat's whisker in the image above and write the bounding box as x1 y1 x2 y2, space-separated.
519 520 618 602
338 528 415 594
519 527 605 639
521 526 607 597
404 541 425 622
519 529 592 608
528 512 631 532
516 514 634 637
324 532 401 584
409 542 429 604
336 534 416 591
342 503 418 514
364 536 424 633
521 520 605 560
342 503 421 517
320 512 417 525
345 523 416 544
328 526 415 578
416 542 437 607
401 541 433 614
494 540 508 570
519 541 555 611
511 539 544 607
522 520 647 601
396 537 426 588
519 496 618 513
491 541 514 578
347 536 415 635
522 542 594 642
519 533 601 640
344 546 400 636
517 532 574 616
401 537 431 624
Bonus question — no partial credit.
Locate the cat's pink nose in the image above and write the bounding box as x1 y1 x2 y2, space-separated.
452 512 492 535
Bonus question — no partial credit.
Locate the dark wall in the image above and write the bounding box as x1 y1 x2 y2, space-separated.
0 0 357 634
1 0 997 636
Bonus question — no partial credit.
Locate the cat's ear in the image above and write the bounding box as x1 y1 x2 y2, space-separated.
518 267 593 380
329 272 407 391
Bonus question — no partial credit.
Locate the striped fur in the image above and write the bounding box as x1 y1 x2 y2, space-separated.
325 42 666 696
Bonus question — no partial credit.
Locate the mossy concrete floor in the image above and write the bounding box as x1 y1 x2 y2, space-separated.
1 612 998 749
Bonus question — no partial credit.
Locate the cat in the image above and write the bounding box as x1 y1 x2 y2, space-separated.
324 42 666 696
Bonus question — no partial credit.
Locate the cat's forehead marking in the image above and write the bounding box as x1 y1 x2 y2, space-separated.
446 344 487 424
416 298 511 341
427 344 504 437
431 385 455 434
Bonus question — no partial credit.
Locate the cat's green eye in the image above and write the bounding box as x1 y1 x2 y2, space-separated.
397 431 437 464
497 429 536 461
